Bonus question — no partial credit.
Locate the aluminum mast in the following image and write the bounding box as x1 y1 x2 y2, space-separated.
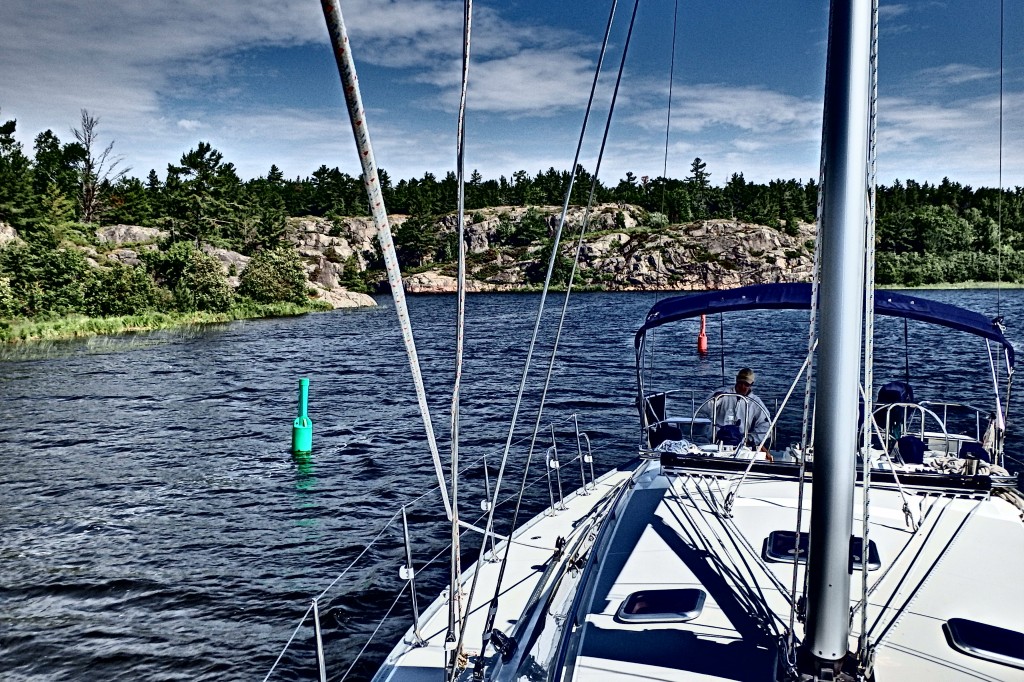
801 0 872 676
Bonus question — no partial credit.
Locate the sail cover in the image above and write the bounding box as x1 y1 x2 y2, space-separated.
635 283 1015 367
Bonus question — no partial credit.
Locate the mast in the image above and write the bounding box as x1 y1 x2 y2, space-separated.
801 0 872 676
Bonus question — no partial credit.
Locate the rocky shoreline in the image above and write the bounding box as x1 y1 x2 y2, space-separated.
2 205 818 310
291 204 816 300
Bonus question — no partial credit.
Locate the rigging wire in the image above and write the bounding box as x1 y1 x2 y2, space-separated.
536 0 647 534
725 342 816 514
858 0 881 668
647 0 682 382
788 0 832 650
902 318 910 382
455 2 624 676
719 312 725 383
867 500 983 651
539 0 647 508
661 0 680 216
995 0 1009 468
444 0 472 669
265 430 597 681
997 0 1004 315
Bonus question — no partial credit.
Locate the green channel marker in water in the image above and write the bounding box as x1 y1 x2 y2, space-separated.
292 377 313 455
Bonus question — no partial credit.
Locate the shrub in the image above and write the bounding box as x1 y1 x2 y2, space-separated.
519 208 550 243
495 208 548 247
337 255 371 294
694 247 717 263
0 242 91 316
85 263 160 317
645 212 669 229
526 238 573 285
0 275 16 318
238 247 309 304
173 249 233 312
494 218 516 245
142 240 199 289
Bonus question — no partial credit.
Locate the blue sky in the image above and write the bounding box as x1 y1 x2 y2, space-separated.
1 1 1021 189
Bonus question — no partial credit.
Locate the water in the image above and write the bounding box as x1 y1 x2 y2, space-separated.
1 290 1020 681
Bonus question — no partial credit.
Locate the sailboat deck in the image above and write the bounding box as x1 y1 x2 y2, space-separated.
568 460 1024 681
372 468 635 682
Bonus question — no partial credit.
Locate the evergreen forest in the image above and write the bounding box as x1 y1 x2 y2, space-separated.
2 111 1024 340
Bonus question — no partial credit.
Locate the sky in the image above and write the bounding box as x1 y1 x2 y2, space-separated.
1 0 1021 189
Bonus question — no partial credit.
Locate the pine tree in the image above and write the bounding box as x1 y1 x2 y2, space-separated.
0 116 35 230
687 157 711 219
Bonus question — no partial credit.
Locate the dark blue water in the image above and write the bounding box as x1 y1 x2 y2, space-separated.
1 290 1020 681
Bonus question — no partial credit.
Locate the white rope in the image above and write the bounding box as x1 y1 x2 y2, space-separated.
853 494 941 616
987 341 1006 433
860 495 951 634
785 450 810 651
320 0 452 521
860 387 918 532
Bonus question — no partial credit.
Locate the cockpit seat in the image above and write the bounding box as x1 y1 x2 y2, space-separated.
640 393 682 448
958 440 991 463
893 434 925 465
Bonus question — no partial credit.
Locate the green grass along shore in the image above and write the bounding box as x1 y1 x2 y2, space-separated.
2 281 1018 347
0 300 331 345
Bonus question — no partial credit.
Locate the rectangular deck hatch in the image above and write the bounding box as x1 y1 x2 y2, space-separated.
944 618 1024 670
762 530 881 570
615 588 706 623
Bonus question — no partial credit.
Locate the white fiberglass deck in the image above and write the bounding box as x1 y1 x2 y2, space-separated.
567 460 1024 682
373 468 634 682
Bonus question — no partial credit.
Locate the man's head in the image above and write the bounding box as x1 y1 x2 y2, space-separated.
735 368 755 395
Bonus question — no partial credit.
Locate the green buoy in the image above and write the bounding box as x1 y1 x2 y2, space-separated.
292 377 313 455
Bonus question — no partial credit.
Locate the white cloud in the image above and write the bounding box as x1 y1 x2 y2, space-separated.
876 92 1023 185
0 0 598 179
879 4 912 19
0 0 322 162
0 0 1019 188
460 49 596 115
917 63 998 86
672 84 821 136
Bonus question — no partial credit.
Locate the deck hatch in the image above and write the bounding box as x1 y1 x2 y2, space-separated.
943 618 1024 670
615 588 706 623
762 531 880 570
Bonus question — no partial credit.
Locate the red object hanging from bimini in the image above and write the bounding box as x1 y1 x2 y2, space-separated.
697 314 708 354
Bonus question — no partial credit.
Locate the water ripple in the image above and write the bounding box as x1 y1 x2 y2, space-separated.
1 290 1021 680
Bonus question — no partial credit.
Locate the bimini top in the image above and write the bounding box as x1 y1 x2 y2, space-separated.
636 282 1015 367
